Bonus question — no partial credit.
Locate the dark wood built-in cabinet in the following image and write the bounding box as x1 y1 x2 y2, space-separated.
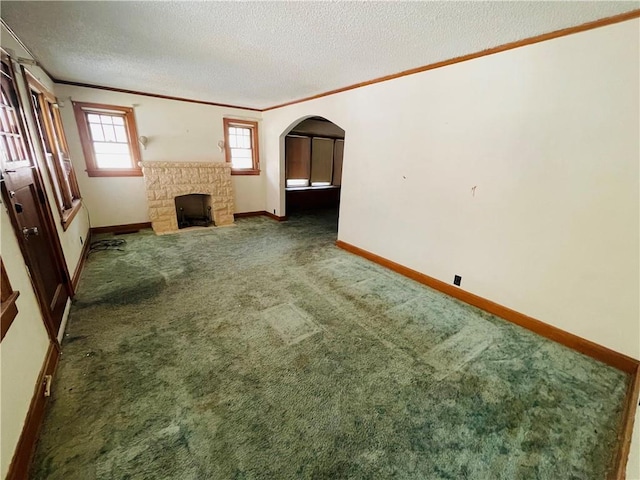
285 136 311 182
285 131 344 212
285 135 344 188
1 258 20 341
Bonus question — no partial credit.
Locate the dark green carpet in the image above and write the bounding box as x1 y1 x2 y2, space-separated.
31 210 629 479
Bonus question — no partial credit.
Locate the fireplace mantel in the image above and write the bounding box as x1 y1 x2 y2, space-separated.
140 161 234 234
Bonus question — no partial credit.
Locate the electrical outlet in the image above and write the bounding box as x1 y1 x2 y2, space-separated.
454 275 462 286
273 209 276 214
44 374 53 397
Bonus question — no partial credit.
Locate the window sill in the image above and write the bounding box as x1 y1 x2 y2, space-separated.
231 169 260 176
285 185 341 191
61 199 82 231
86 168 143 178
1 290 20 342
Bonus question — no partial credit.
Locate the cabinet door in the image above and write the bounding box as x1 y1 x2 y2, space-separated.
311 137 333 185
333 140 344 186
285 136 311 185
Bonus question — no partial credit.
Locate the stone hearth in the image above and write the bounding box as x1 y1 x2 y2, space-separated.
141 161 234 234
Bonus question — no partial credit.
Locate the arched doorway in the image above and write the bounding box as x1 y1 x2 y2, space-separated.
281 116 345 227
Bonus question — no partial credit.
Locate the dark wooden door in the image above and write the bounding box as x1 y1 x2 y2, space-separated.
2 170 69 333
1 54 70 339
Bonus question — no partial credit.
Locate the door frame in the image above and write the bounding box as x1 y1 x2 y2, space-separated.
1 50 72 346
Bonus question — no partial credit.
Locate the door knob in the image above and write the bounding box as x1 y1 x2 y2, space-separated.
22 226 39 240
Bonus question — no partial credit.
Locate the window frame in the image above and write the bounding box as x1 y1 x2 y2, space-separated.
1 52 33 171
72 101 143 177
1 258 20 342
25 70 82 229
223 118 260 175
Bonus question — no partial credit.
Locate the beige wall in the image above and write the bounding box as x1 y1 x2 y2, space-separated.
262 20 640 475
55 85 265 227
1 25 90 276
264 18 639 358
1 25 90 478
263 20 640 358
0 210 52 479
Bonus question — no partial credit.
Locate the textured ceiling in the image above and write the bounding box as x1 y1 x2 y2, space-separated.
1 1 637 109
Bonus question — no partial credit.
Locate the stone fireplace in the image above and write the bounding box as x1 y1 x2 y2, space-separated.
140 161 234 234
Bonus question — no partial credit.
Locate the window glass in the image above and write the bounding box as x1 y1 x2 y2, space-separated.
74 102 142 176
224 119 259 174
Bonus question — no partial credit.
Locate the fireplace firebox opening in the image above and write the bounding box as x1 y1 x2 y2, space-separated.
175 194 214 229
